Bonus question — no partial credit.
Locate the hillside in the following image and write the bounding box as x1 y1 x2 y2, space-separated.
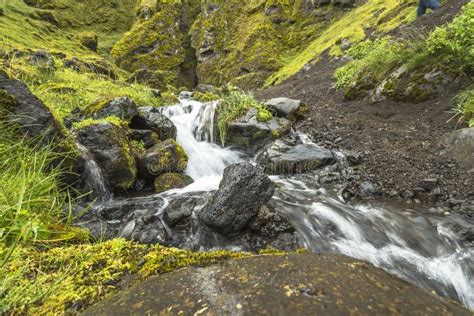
0 0 473 314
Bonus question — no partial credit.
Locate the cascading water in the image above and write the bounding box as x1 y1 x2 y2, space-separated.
89 98 473 310
76 143 111 202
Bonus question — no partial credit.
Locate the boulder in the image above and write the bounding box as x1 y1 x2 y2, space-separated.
138 139 188 179
439 128 474 171
198 162 274 235
257 139 336 174
225 108 291 154
0 76 62 144
76 31 98 51
264 97 304 119
195 83 216 94
154 173 193 193
29 49 54 68
132 107 177 141
163 195 206 227
129 129 160 149
76 121 137 191
84 96 138 121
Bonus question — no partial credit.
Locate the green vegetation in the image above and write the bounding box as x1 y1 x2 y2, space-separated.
334 2 473 109
453 88 474 127
2 239 248 314
265 0 418 86
216 90 273 144
193 91 221 102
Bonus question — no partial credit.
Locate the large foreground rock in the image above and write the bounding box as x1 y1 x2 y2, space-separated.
0 75 62 144
198 162 274 235
258 139 336 174
76 122 137 191
84 253 469 315
439 128 474 171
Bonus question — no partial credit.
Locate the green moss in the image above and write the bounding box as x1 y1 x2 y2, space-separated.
73 116 128 130
76 31 98 51
2 239 247 314
161 91 180 105
154 173 193 193
257 108 272 122
193 91 220 102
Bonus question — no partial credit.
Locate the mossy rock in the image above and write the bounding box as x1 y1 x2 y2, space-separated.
76 32 98 51
75 120 137 191
139 139 188 179
83 96 138 121
154 173 193 193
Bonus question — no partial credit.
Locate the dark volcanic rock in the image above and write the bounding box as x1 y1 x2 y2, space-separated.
198 162 274 235
76 122 137 191
132 107 177 141
163 195 207 227
84 254 470 316
129 129 160 149
29 49 54 68
0 76 62 144
257 139 336 174
225 108 291 154
264 97 304 119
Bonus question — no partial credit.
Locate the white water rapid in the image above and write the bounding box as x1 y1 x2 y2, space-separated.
84 98 473 310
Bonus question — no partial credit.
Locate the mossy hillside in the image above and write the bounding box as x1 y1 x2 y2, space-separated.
1 239 248 314
265 0 418 86
190 0 339 89
18 0 138 54
4 54 162 121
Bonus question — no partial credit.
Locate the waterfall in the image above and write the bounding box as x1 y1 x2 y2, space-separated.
76 143 111 202
159 99 241 192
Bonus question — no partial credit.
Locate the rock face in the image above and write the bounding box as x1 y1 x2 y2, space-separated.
84 254 470 316
198 162 274 235
225 108 291 154
258 140 336 174
76 121 137 191
0 75 62 144
264 97 304 119
138 139 188 179
439 128 474 171
132 107 177 141
85 97 138 121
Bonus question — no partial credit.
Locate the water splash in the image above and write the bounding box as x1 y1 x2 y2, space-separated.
76 143 111 202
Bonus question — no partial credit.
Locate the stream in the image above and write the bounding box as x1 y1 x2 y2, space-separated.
83 98 473 310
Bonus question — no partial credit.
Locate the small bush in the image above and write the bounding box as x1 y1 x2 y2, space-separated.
216 90 272 144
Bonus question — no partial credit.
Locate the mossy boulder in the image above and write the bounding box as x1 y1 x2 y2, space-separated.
75 120 137 191
0 76 63 145
84 96 138 121
132 107 177 141
154 173 193 193
224 108 292 154
76 31 98 51
138 139 188 179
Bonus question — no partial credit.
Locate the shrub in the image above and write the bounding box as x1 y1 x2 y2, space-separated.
216 90 273 144
427 2 474 73
453 88 474 126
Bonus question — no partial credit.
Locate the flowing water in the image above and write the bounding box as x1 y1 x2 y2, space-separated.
82 98 474 309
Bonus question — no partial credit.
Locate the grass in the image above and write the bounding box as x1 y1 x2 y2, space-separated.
216 89 273 144
453 88 474 127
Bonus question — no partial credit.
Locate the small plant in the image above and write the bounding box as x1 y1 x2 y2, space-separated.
216 89 273 144
452 88 474 126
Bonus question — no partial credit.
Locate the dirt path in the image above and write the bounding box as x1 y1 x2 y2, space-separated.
83 254 469 315
258 3 473 211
